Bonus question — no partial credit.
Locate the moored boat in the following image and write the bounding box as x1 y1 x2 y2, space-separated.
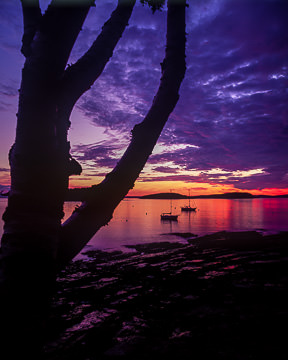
160 190 179 221
160 212 178 221
181 205 196 212
181 189 197 212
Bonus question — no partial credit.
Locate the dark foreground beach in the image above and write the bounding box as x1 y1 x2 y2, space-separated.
44 231 288 359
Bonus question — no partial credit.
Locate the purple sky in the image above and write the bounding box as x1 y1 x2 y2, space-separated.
0 0 288 195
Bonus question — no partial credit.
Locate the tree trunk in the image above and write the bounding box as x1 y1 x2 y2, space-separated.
0 0 186 356
0 2 91 355
0 1 135 357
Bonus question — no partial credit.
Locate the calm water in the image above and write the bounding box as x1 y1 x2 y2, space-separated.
1 197 288 253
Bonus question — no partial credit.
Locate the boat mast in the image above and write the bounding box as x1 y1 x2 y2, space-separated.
170 189 173 213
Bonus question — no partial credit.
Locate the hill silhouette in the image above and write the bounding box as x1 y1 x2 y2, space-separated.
63 189 288 201
140 192 254 199
140 192 187 199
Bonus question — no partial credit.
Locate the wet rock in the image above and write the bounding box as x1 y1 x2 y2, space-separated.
44 231 288 360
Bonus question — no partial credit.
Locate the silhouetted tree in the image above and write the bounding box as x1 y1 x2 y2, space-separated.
0 0 186 357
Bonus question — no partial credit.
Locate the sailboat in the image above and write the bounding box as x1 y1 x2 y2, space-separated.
181 189 197 212
161 191 179 221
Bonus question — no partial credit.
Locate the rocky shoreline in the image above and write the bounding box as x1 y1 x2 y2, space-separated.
44 231 288 359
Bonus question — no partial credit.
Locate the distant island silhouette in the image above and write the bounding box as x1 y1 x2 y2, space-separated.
140 192 288 199
1 188 288 200
64 188 288 201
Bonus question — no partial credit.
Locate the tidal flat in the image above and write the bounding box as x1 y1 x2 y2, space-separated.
44 231 288 359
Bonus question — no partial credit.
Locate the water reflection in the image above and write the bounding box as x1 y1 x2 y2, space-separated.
0 197 288 252
74 198 288 252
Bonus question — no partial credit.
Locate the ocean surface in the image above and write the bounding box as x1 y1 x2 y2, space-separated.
0 197 288 254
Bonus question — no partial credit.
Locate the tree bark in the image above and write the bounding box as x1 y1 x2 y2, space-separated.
20 0 42 57
0 1 135 357
58 0 187 266
0 3 91 355
0 0 186 356
1 0 92 271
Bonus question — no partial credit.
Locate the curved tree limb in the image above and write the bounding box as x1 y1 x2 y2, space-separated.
58 0 136 118
58 0 187 266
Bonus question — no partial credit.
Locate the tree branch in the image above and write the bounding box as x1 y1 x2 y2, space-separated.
58 0 136 116
57 0 187 266
22 1 93 83
20 0 42 57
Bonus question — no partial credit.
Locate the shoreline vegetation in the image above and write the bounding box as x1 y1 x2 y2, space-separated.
43 230 288 359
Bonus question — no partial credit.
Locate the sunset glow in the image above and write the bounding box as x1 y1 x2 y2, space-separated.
0 0 288 198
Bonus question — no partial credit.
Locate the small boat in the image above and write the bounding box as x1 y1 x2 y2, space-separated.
161 190 179 221
161 212 178 221
181 189 197 212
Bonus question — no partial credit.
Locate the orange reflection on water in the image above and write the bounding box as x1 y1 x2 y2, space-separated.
77 198 288 252
1 197 287 253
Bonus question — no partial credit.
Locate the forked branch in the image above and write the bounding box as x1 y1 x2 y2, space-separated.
59 0 136 115
22 1 93 78
58 0 187 266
